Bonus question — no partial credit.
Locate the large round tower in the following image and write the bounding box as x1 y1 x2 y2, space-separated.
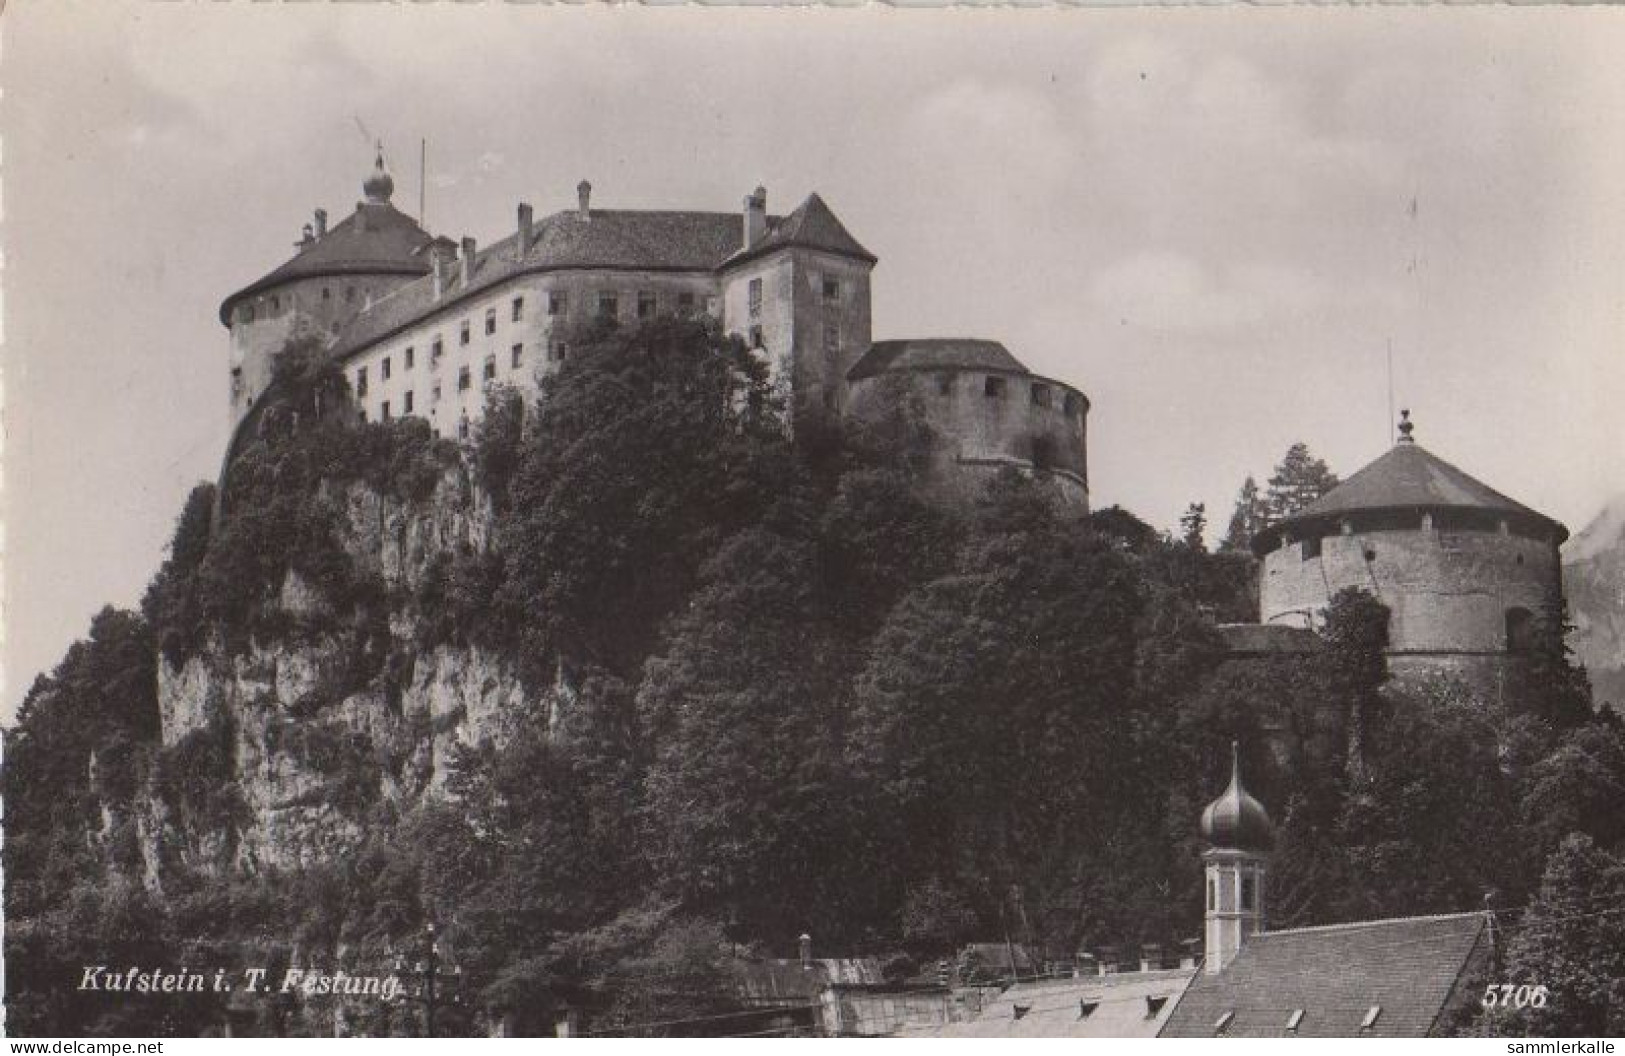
1252 412 1568 696
219 148 437 424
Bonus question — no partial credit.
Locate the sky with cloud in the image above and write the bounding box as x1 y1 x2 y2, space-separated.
5 2 1623 718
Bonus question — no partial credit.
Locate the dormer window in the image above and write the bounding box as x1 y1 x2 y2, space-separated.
1360 1006 1382 1031
1145 997 1168 1019
1078 1000 1099 1020
1286 1009 1304 1033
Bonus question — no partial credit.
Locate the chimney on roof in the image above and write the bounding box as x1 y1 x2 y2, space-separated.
1179 938 1201 970
517 202 534 258
460 237 477 286
314 208 328 239
299 223 315 250
431 243 454 300
744 185 767 248
577 180 592 221
1140 943 1163 973
1097 946 1119 976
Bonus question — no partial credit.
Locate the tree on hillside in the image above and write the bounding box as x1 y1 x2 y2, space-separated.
497 316 792 679
1179 502 1208 551
1265 443 1339 523
1219 475 1268 553
1476 834 1625 1037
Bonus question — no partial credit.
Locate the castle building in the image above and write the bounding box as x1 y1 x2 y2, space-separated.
1249 411 1568 692
219 152 1090 508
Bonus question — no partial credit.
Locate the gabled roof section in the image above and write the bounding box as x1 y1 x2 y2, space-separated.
847 338 1030 381
729 193 876 268
219 201 435 325
1255 440 1567 552
1159 913 1488 1038
906 969 1197 1038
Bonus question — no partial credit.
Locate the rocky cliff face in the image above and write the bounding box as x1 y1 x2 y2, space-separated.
139 464 549 889
1564 493 1625 709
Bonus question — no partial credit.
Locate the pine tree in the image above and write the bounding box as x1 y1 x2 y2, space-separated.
1265 443 1339 523
1219 476 1268 553
1180 502 1208 551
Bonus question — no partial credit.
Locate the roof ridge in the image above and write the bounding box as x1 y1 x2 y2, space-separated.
1260 910 1484 937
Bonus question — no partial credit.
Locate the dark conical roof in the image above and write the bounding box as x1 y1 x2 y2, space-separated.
729 192 876 267
1201 742 1273 853
1253 415 1568 552
218 155 435 326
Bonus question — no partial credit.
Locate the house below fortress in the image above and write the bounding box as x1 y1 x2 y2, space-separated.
219 151 1089 508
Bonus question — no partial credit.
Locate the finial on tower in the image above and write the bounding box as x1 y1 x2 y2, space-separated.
1200 740 1272 852
363 141 395 204
1397 408 1415 445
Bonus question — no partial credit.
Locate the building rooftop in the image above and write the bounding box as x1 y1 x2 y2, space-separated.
1254 414 1567 552
906 968 1197 1038
219 153 437 325
1159 912 1488 1038
846 338 1031 381
328 190 871 360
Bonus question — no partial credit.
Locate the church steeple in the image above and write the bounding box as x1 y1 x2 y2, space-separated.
1201 742 1272 974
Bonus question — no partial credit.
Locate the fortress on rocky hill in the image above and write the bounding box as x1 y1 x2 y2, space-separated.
220 152 1568 692
220 151 1089 508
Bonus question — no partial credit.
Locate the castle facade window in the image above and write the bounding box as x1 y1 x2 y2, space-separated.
1031 382 1051 408
749 325 764 349
485 308 497 336
432 381 442 404
431 337 443 365
322 287 331 302
484 355 497 384
748 277 763 318
381 400 391 421
638 291 657 319
460 320 471 345
549 291 567 316
984 375 1006 399
823 276 840 304
678 292 695 313
404 390 414 414
382 356 392 381
824 323 840 355
550 340 568 362
598 292 618 320
458 366 471 392
356 367 368 398
405 346 415 370
512 343 524 369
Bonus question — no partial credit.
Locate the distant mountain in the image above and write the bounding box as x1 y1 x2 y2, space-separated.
1564 494 1625 710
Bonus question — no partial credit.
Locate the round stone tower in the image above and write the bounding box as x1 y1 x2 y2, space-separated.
218 147 437 425
1252 412 1568 697
842 338 1090 509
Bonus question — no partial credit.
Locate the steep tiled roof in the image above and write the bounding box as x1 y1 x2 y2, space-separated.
907 969 1197 1038
846 339 1030 381
728 193 875 268
219 201 435 324
329 194 870 361
1159 913 1488 1038
1256 440 1567 552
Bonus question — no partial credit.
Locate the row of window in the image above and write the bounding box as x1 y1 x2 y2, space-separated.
746 275 844 320
965 375 1084 415
356 341 571 400
238 283 371 324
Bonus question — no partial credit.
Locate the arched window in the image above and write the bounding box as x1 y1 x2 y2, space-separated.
1506 607 1536 654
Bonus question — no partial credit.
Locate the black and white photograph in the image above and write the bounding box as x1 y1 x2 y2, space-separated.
3 0 1625 1042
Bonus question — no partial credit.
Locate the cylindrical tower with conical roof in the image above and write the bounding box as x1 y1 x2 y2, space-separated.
218 146 437 425
1201 742 1272 975
1252 411 1568 697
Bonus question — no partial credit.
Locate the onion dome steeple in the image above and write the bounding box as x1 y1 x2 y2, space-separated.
1201 742 1274 853
363 143 395 204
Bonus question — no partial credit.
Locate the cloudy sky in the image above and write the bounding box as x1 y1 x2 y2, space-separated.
5 2 1623 718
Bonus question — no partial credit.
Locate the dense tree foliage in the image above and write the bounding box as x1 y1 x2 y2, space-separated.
6 325 1618 1038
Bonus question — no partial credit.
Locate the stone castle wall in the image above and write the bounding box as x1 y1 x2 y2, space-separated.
846 367 1089 508
1260 525 1561 654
